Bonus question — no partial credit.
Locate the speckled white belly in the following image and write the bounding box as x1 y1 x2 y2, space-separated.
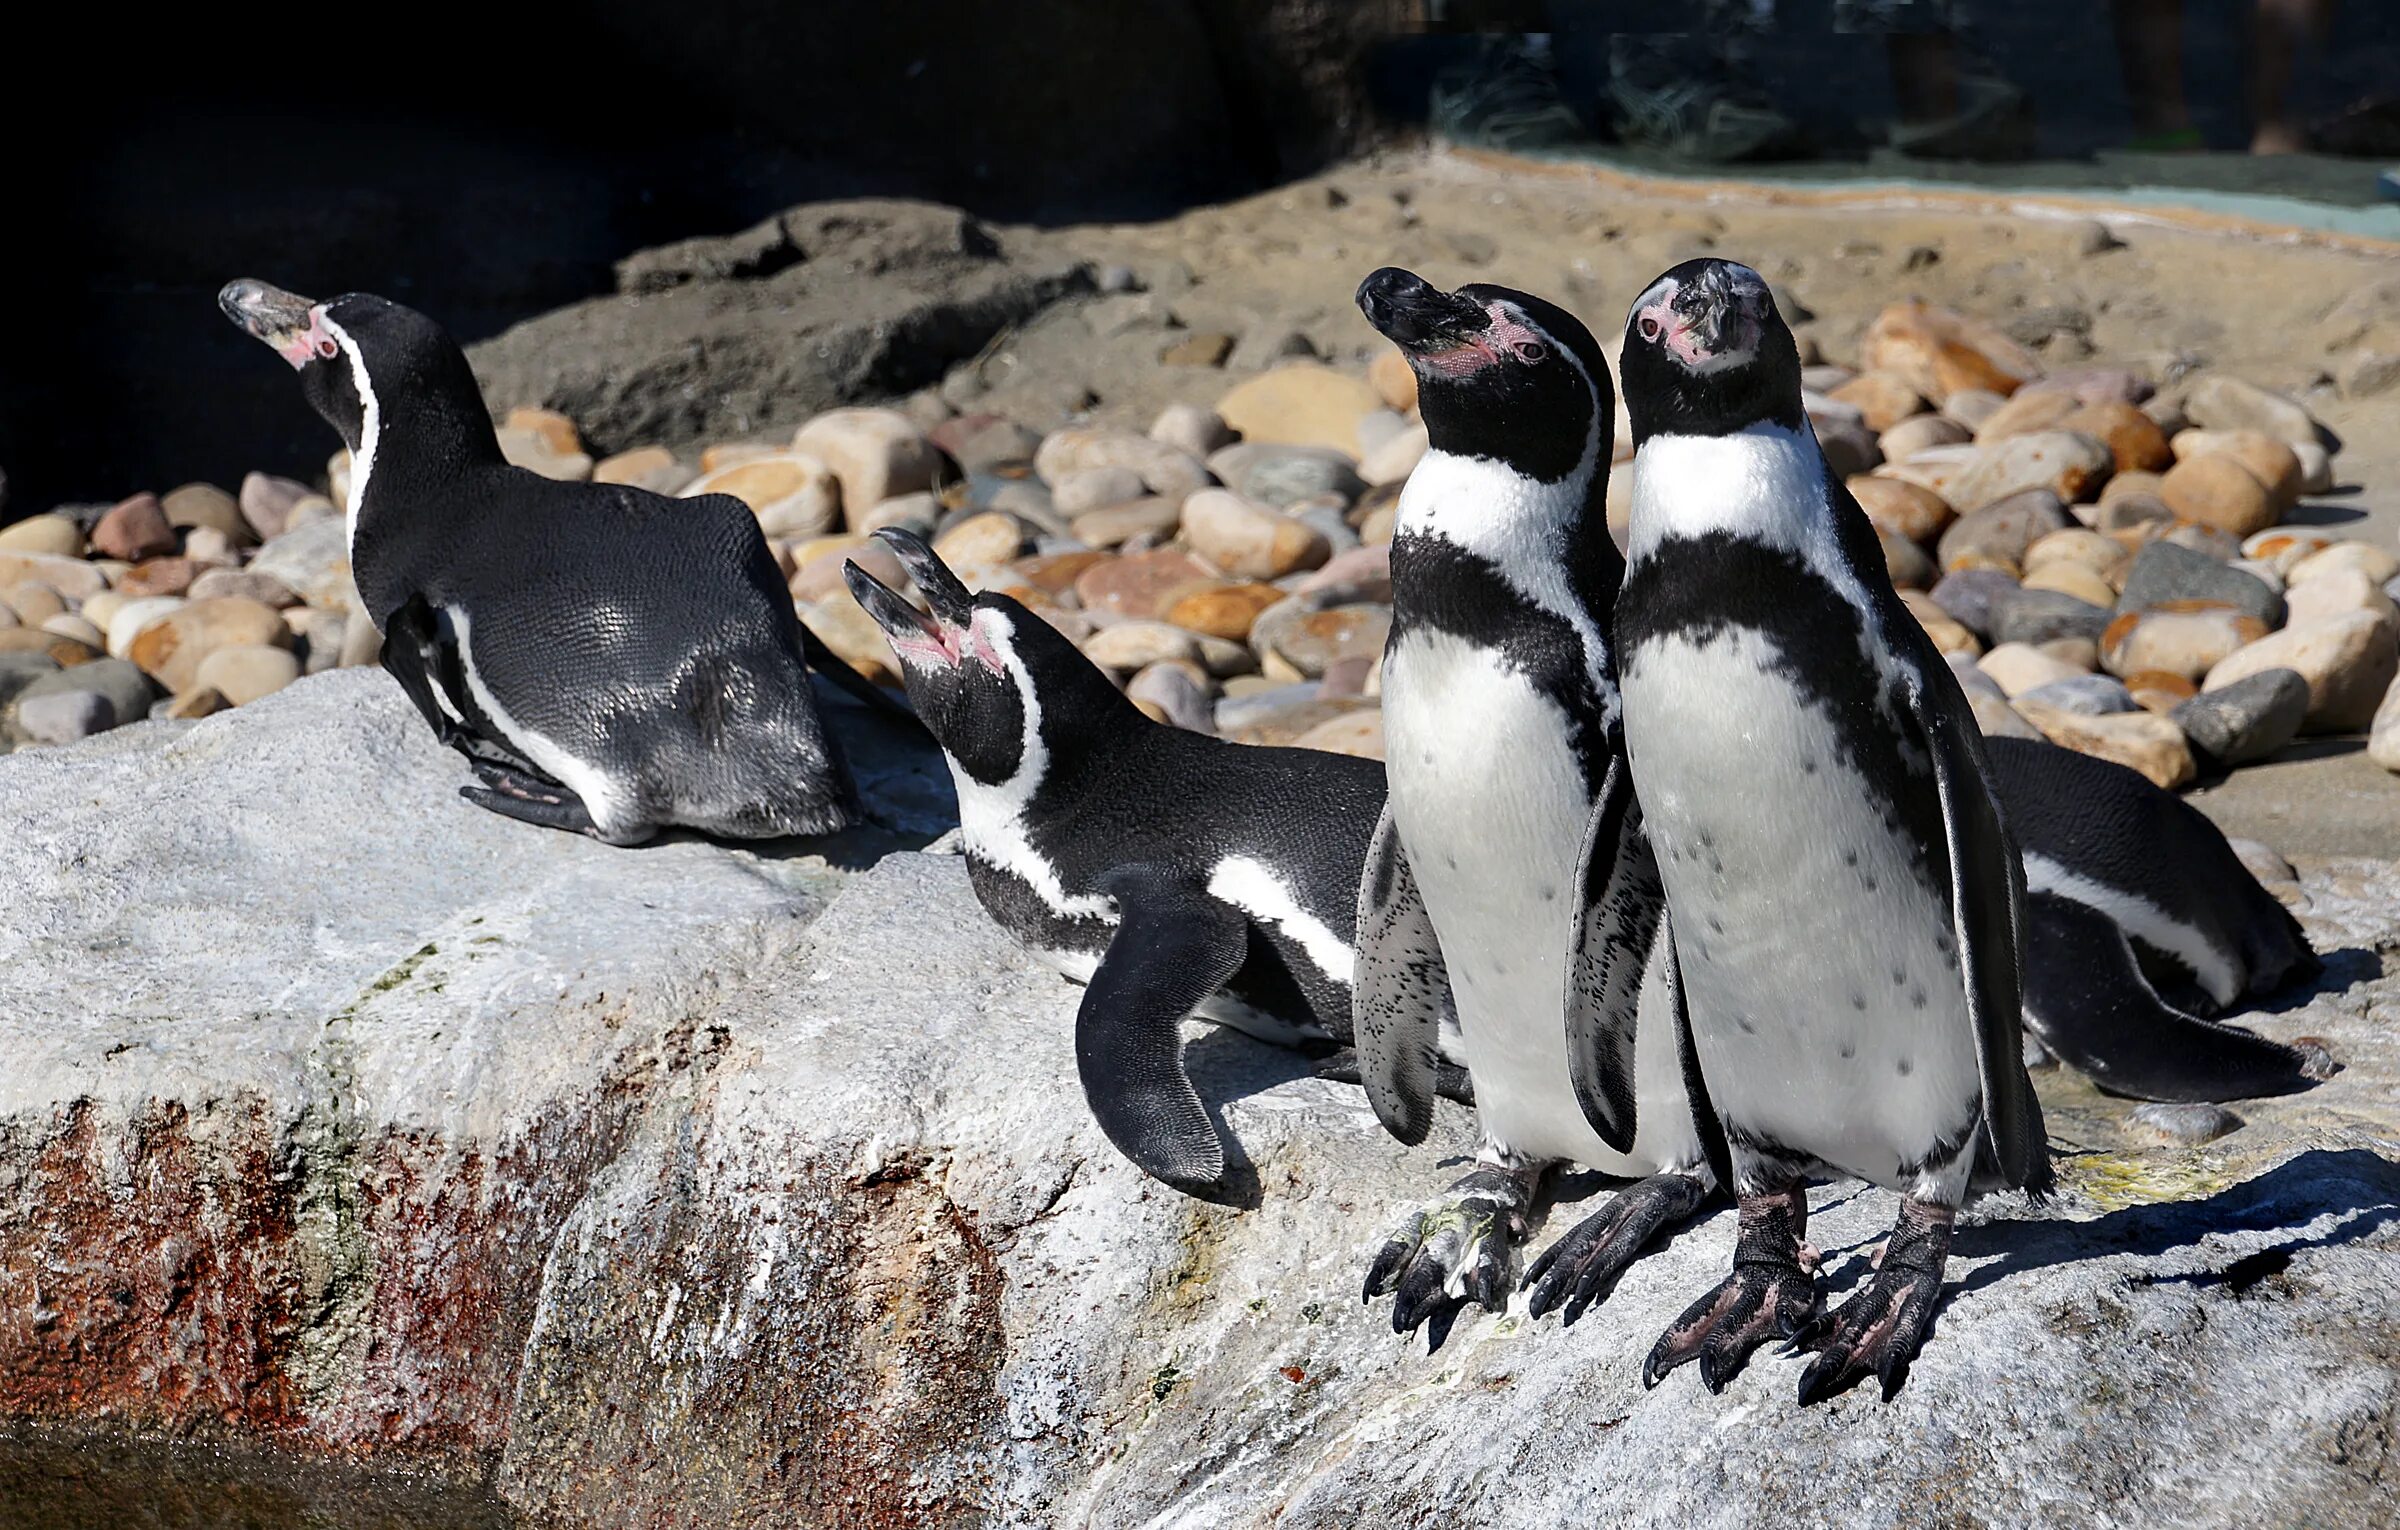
1622 626 1980 1191
1384 630 1665 1171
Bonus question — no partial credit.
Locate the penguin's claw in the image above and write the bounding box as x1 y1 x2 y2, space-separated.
1362 1169 1532 1336
1785 1209 1953 1405
1523 1171 1710 1326
460 776 599 837
1641 1260 1818 1392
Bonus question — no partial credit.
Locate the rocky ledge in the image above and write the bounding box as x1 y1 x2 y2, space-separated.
2 672 2397 1527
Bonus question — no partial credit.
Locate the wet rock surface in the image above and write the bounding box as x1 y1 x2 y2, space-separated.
2 676 2398 1528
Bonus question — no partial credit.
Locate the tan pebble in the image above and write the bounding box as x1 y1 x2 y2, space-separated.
2203 612 2400 732
2014 700 2195 788
1978 641 2087 696
1292 708 1385 760
2158 454 2277 536
1181 489 1330 580
2021 562 2117 608
793 408 938 513
1879 414 1971 460
193 644 301 705
1830 372 1927 433
2287 540 2400 588
1164 581 1286 642
503 406 583 456
1214 363 1383 455
1972 389 2078 443
165 687 229 721
682 454 842 538
1082 621 1202 671
1849 476 1954 544
1368 347 1418 412
0 514 83 558
2057 400 2174 474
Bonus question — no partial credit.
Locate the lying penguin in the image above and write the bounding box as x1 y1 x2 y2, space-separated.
219 279 860 844
843 528 1465 1199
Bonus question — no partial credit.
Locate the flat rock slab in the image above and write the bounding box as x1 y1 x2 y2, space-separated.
2 674 2398 1527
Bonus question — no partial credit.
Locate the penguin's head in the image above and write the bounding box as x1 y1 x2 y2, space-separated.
1354 267 1612 483
220 280 488 460
1618 259 1804 442
844 529 1130 788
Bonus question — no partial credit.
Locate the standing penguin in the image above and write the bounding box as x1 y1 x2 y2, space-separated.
219 279 858 844
1350 268 1710 1334
843 529 1466 1200
1612 258 2051 1402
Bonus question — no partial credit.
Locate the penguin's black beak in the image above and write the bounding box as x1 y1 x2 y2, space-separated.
1674 263 1772 357
1356 266 1490 353
219 279 330 369
872 528 978 628
842 558 944 644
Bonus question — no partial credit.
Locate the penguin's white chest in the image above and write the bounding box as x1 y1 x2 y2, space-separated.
1622 626 1980 1192
1383 629 1633 1169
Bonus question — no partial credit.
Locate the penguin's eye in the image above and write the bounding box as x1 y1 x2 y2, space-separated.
1512 340 1548 364
1638 316 1663 342
314 336 339 361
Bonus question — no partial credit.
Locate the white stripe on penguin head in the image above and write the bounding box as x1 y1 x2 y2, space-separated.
317 311 381 568
948 606 1115 922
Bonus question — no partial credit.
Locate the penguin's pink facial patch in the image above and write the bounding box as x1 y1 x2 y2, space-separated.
887 608 1008 675
1415 303 1552 379
1632 280 1759 372
274 307 343 371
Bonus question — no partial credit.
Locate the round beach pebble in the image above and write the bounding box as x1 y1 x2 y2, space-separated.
1860 300 2043 401
2203 613 2399 734
1148 404 1237 461
2023 528 2127 581
1127 662 1217 733
2176 667 2310 766
2158 453 2278 536
17 657 154 728
1971 388 2078 443
1075 549 1218 619
106 597 186 658
2122 669 2198 712
1250 601 1391 681
2130 1102 2242 1146
14 688 114 745
2171 429 2304 513
932 512 1030 578
2116 540 2284 626
162 483 253 544
2020 562 2116 609
2101 605 2268 683
2181 373 2322 447
1051 466 1148 516
126 597 293 694
1936 489 2069 573
1978 642 2089 697
1882 530 1935 591
1880 414 1971 461
2285 567 2399 629
793 408 938 514
1214 363 1384 455
193 644 300 705
0 514 83 558
2241 529 2335 576
1830 372 1926 433
1850 477 1953 544
91 493 178 562
1368 347 1417 412
1942 433 2114 515
2287 540 2400 589
5 580 66 626
2017 675 2136 716
1072 497 1184 549
682 454 842 539
1293 708 1385 760
2013 699 2195 789
1164 581 1285 642
1182 490 1330 580
2056 401 2173 474
1990 588 2110 646
1941 389 2007 430
117 558 197 600
1081 622 1201 672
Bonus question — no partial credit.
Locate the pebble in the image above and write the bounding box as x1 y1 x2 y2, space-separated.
5 581 66 626
1946 651 2005 700
1882 530 1935 590
1072 497 1185 549
2288 541 2400 588
2013 699 2195 788
682 454 843 539
0 515 83 558
1860 299 2044 401
2094 495 2173 535
126 597 294 694
1829 372 1926 432
1991 588 2111 646
1250 600 1391 680
238 473 318 540
117 558 197 600
1978 642 2090 697
1126 662 1216 733
798 597 901 688
1297 545 1394 608
1941 389 2006 430
1970 691 2044 740
161 483 252 545
1356 409 1413 459
1368 348 1417 412
1816 418 1882 481
1971 389 2078 443
1218 693 1372 746
14 689 113 745
2116 541 2285 626
91 493 178 562
2171 429 2303 514
2019 562 2116 609
2122 669 2198 712
1051 466 1149 516
2204 613 2398 733
1148 404 1236 460
18 657 155 728
165 687 230 720
1929 569 2021 637
193 644 300 705
1850 477 1954 544
2182 373 2323 447
1076 549 1218 619
856 492 943 539
2292 440 2334 494
1879 414 1971 460
2241 529 2335 575
246 519 353 609
1360 421 1429 488
2101 606 2268 682
1207 443 1365 509
2370 674 2400 773
2024 528 2127 580
930 414 1044 472
2175 667 2310 766
1164 581 1285 642
2129 1102 2243 1146
591 447 694 495
1214 363 1385 454
1941 433 2114 515
1182 490 1330 580
2056 401 2173 474
931 512 1029 578
1160 332 1235 368
1037 428 1211 500
1293 708 1385 759
2022 366 2153 407
793 408 939 513
1937 489 2069 573
182 527 240 568
2140 394 2189 435
2017 675 2136 715
2285 567 2398 629
0 652 60 709
107 597 187 658
2226 836 2297 884
1082 622 1201 672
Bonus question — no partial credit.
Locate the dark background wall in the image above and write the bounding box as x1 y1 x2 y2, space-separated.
0 0 1404 514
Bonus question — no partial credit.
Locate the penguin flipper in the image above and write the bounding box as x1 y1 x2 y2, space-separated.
1913 678 2050 1194
1561 751 1660 1155
1074 865 1250 1197
2022 889 2318 1102
1664 922 1734 1198
1352 801 1452 1147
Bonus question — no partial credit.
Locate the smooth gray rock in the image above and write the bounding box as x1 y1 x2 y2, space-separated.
2177 668 2312 766
2120 540 2287 626
1991 587 2112 646
0 651 59 709
1206 444 1366 508
2019 675 2138 716
249 517 357 610
3 671 2399 1528
1930 568 2023 639
14 656 157 728
1938 488 2070 572
14 688 113 744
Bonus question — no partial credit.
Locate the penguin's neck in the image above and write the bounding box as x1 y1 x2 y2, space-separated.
1395 446 1622 620
336 346 506 586
1625 420 1827 569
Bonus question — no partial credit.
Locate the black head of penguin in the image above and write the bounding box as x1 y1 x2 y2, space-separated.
1356 267 1614 487
844 528 1139 789
1618 258 1805 444
219 280 501 480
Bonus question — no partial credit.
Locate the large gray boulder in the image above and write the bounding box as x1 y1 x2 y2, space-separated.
2 672 2398 1526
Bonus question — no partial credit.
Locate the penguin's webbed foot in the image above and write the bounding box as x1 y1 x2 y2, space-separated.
1524 1169 1710 1325
1642 1186 1818 1394
1783 1200 1955 1405
460 760 599 837
1362 1162 1536 1335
